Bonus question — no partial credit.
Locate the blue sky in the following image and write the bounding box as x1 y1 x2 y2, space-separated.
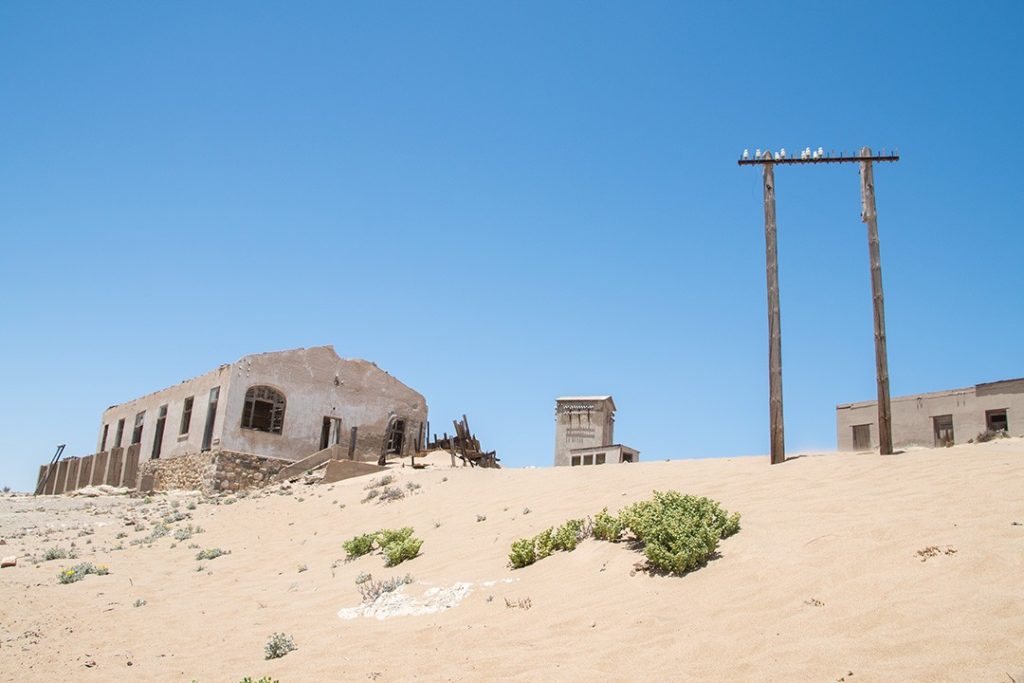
2 1 1021 490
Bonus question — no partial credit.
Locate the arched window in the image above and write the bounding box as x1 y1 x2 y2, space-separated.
241 385 286 434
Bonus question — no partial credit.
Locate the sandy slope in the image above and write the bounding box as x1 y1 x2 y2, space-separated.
1 440 1023 682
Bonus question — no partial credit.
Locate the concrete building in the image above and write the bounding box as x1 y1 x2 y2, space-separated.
836 377 1022 451
36 346 427 495
99 345 427 464
553 396 639 467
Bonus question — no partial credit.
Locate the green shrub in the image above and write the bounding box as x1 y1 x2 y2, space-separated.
534 528 555 560
509 538 538 569
239 677 279 683
344 527 422 566
375 527 414 548
383 537 422 566
551 519 584 552
343 534 376 558
507 491 741 576
592 508 623 542
263 632 295 660
57 562 109 584
618 491 741 575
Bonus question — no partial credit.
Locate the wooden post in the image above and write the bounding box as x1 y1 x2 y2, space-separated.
347 426 357 460
859 147 894 455
763 159 785 464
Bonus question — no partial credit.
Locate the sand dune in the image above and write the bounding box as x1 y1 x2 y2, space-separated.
1 440 1023 682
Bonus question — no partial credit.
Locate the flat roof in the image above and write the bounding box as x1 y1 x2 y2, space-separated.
570 444 638 453
837 375 1024 410
556 395 616 410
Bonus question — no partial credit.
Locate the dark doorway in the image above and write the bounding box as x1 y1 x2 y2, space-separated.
384 419 406 455
320 417 343 450
933 414 954 447
986 409 1008 433
852 424 872 451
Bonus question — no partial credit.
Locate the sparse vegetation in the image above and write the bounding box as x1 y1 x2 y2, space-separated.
343 527 423 566
973 428 1009 443
263 632 296 660
509 491 741 576
356 573 414 603
134 598 147 607
378 486 405 503
43 546 75 561
57 562 109 584
476 514 487 522
195 548 230 561
405 481 421 491
504 597 532 610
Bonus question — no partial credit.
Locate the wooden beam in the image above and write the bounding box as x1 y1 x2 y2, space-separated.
763 160 785 464
859 146 894 455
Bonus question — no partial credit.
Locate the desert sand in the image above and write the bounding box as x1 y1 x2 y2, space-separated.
1 439 1023 682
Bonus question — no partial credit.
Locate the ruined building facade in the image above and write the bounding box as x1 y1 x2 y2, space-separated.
836 377 1022 451
37 346 426 494
553 396 639 467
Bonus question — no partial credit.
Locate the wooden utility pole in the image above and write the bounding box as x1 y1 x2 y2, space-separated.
739 146 899 461
859 147 894 455
763 160 785 464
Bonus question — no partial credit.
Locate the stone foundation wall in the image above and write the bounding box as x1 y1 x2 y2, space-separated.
138 450 291 494
140 453 216 492
211 451 291 493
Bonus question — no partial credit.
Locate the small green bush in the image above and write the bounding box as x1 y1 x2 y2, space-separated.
618 491 741 575
534 528 555 560
509 538 537 569
375 527 414 548
263 632 295 660
344 527 422 567
592 508 623 542
343 534 376 558
239 677 279 683
551 519 584 552
383 537 422 566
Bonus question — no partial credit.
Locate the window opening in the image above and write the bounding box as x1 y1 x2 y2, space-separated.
595 453 606 465
114 419 125 449
384 419 406 455
571 455 581 466
202 386 220 452
986 409 1008 433
100 424 109 452
241 385 286 434
131 411 145 445
180 396 194 435
152 404 167 459
583 454 593 465
852 424 872 450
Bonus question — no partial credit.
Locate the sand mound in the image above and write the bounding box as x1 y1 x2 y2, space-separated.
1 439 1023 681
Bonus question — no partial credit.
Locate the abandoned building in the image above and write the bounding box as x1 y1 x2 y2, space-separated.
36 346 427 494
553 396 640 467
836 377 1022 451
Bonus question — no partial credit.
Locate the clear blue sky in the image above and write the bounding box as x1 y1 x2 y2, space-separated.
2 1 1022 491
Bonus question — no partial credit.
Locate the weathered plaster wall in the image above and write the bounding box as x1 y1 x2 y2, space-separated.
94 345 427 469
99 364 232 464
836 379 1024 450
220 346 426 463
